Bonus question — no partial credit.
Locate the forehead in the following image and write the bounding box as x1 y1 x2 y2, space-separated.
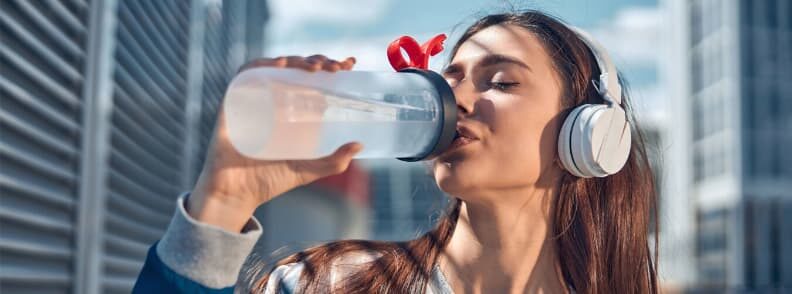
452 24 548 65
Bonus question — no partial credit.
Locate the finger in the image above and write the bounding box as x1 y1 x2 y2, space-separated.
307 61 323 72
316 142 364 175
306 55 342 72
325 142 363 162
291 143 363 183
238 55 348 73
321 59 343 72
237 57 288 73
305 54 328 64
291 56 324 72
339 57 356 71
281 56 320 71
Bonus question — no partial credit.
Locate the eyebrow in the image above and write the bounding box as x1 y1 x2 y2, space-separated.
443 54 532 75
480 54 532 71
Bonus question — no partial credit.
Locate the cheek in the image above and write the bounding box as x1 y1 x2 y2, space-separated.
488 97 562 181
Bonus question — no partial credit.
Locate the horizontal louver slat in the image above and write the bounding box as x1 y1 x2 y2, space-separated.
101 1 190 292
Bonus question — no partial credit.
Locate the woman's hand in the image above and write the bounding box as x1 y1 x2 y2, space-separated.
188 55 360 232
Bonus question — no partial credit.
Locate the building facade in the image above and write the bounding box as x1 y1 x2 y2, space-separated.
665 0 792 291
0 1 269 293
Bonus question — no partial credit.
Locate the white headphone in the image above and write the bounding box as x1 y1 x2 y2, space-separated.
557 28 631 178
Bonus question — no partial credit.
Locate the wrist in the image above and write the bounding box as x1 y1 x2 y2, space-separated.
188 184 259 233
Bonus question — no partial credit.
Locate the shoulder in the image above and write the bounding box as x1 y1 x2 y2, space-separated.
264 250 383 293
331 249 382 267
263 262 304 294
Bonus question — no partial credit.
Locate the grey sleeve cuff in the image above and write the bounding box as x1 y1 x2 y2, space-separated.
156 192 263 289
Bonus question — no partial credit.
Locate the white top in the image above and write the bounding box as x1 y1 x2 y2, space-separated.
263 254 454 294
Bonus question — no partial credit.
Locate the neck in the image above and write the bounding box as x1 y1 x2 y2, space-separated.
438 185 567 294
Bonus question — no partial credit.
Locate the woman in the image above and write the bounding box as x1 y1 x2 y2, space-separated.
134 10 658 294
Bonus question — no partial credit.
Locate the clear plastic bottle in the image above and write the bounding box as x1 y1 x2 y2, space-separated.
222 67 456 161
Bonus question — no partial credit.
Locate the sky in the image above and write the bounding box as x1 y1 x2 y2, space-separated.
263 0 665 120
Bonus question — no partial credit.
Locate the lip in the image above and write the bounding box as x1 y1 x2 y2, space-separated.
456 125 480 141
440 124 481 155
446 136 476 151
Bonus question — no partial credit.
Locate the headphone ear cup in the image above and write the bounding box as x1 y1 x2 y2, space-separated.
558 105 589 178
576 105 631 177
589 106 631 175
571 104 609 177
559 104 631 178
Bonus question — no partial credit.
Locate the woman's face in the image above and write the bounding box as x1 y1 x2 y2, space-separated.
433 24 566 198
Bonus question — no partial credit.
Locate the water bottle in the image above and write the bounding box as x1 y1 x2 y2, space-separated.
221 67 456 161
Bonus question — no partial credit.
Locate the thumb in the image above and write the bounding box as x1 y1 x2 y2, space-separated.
322 142 364 174
297 143 364 183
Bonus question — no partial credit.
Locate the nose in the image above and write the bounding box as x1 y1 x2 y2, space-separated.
452 79 476 117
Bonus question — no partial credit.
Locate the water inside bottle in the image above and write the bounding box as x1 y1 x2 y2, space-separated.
224 79 441 159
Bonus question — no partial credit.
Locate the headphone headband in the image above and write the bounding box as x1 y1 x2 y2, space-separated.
557 26 631 178
568 27 622 105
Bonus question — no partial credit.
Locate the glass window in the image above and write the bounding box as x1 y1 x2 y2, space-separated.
741 0 753 26
765 0 778 29
370 168 394 237
690 0 704 44
704 147 712 179
706 95 715 136
744 201 755 287
743 135 753 178
771 132 782 176
718 143 727 176
769 81 780 124
789 2 792 32
693 96 704 139
704 0 721 36
696 207 729 283
692 51 703 91
741 33 753 78
785 130 792 178
694 150 704 182
713 0 720 33
715 92 725 134
755 32 777 79
704 49 712 87
742 86 750 129
715 50 722 86
753 134 763 177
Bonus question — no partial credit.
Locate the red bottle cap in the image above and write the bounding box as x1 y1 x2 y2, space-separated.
387 34 447 71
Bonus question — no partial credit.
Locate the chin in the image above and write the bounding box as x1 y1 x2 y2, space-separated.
432 159 479 196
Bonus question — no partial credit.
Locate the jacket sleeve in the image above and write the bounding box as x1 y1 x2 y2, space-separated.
132 193 263 293
132 241 234 293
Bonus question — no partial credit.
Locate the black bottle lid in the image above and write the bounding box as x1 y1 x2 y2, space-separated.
397 68 457 162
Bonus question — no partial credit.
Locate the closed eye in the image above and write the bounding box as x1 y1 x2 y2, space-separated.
489 81 520 91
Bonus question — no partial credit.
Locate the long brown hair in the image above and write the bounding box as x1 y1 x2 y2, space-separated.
245 10 658 294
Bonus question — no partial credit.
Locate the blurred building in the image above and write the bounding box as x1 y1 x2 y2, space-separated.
665 0 792 291
364 161 448 241
252 163 373 259
250 159 449 263
0 0 269 293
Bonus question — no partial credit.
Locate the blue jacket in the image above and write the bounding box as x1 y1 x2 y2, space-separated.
132 242 234 294
131 194 264 293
